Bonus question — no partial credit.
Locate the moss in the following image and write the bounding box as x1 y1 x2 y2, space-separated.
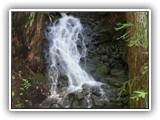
93 57 109 79
31 73 44 83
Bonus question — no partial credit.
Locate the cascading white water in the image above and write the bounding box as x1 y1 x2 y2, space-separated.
42 14 108 108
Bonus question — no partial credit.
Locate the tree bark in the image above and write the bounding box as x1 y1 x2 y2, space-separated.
12 12 44 77
126 12 149 108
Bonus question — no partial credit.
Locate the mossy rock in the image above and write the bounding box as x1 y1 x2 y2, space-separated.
71 100 80 108
93 57 109 79
79 99 88 108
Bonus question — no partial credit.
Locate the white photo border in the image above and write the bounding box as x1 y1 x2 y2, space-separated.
9 9 151 111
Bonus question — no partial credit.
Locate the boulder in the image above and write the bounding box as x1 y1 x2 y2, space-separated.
110 69 125 76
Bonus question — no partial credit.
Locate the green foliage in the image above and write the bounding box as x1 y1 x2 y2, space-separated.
18 71 22 77
114 22 148 49
116 30 132 40
114 23 134 31
12 75 15 80
117 81 127 101
114 23 134 40
19 92 23 96
117 65 148 105
127 23 148 48
12 71 32 97
21 79 32 90
12 91 15 97
24 12 36 35
19 79 31 96
142 63 148 76
44 12 56 24
12 72 32 108
115 22 149 107
130 90 148 101
15 103 24 108
16 71 32 90
25 12 35 29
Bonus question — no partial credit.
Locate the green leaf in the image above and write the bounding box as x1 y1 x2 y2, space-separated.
141 94 145 98
12 75 15 80
115 23 134 31
22 79 28 81
19 93 23 96
18 71 22 77
20 87 24 90
12 91 15 97
131 90 148 101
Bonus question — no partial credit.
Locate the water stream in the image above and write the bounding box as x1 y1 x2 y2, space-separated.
40 14 108 108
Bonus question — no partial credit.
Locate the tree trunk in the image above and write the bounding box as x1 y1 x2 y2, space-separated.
11 12 46 108
12 12 44 77
126 12 149 108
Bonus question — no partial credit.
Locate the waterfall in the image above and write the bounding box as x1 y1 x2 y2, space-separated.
40 15 108 108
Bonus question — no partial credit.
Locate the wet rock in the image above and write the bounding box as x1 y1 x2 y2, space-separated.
87 65 95 72
104 62 110 67
112 54 120 59
39 95 62 108
104 103 121 109
92 95 105 106
107 79 123 87
109 97 117 102
100 83 110 89
77 89 89 99
62 95 74 108
101 56 109 62
114 64 123 69
91 88 102 96
110 69 125 76
108 93 117 98
79 99 88 108
88 45 97 52
105 89 117 94
50 103 60 108
58 76 68 88
97 47 106 54
71 100 80 108
109 58 114 64
82 83 90 91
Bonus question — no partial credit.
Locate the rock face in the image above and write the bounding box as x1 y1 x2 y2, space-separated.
78 12 129 108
